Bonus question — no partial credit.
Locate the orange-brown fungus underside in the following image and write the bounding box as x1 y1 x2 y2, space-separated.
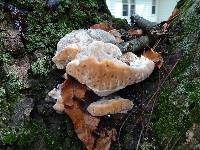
61 79 100 150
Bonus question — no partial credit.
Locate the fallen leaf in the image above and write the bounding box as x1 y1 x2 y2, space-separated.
143 49 163 69
61 79 74 106
109 29 124 43
163 8 180 32
61 78 100 150
90 23 113 32
95 128 117 150
128 29 143 38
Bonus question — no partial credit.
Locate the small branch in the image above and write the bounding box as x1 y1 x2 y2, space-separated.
136 123 145 150
118 106 138 149
145 59 180 108
130 15 157 32
118 36 150 53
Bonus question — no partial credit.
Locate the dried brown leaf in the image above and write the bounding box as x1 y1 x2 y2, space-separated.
143 49 163 69
61 79 87 106
90 23 113 32
109 29 124 43
61 79 74 106
128 29 143 38
163 8 180 32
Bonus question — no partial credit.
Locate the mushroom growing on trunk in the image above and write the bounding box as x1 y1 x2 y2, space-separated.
66 41 155 96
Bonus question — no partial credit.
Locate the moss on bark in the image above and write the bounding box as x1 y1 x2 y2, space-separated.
152 0 200 149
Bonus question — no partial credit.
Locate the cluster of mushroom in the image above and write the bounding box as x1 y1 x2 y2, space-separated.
49 29 155 117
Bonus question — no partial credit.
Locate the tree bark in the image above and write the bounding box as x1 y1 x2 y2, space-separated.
130 15 157 32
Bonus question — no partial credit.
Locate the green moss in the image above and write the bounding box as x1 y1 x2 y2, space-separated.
140 138 154 150
0 128 17 145
14 119 82 150
31 56 51 77
0 39 13 65
154 67 200 148
112 17 128 29
0 73 23 128
152 0 200 148
0 0 113 149
4 73 23 101
154 47 200 147
16 0 106 54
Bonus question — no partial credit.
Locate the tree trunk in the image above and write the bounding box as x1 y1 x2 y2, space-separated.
0 0 199 149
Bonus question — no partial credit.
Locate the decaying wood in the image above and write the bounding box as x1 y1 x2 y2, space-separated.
117 36 150 53
130 15 157 32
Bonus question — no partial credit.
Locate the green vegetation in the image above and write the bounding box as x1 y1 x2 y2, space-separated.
0 0 116 149
0 39 23 127
0 118 83 149
154 58 200 148
112 17 128 29
12 0 105 54
31 56 51 77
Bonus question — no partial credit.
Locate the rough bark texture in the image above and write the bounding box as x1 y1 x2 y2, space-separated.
0 1 114 149
0 0 199 149
130 15 157 32
117 36 150 53
149 0 200 149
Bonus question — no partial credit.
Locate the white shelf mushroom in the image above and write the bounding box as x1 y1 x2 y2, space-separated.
66 41 155 96
52 29 117 69
87 97 134 116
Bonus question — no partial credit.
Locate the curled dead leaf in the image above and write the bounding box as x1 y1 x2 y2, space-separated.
143 49 163 69
61 79 74 106
90 23 113 32
163 8 180 32
128 29 143 38
61 79 87 106
109 29 124 44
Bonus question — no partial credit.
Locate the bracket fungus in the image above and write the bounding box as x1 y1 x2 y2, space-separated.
49 27 158 150
52 29 117 69
49 79 100 150
87 97 134 116
48 85 65 114
66 41 155 96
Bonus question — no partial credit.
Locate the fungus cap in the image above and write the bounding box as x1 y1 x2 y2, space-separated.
87 97 134 116
48 86 65 113
66 42 155 96
53 29 117 69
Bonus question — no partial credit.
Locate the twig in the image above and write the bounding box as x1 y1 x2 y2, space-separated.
153 38 162 49
136 123 145 150
145 59 180 108
144 70 161 135
164 137 173 150
118 106 138 149
170 133 182 150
